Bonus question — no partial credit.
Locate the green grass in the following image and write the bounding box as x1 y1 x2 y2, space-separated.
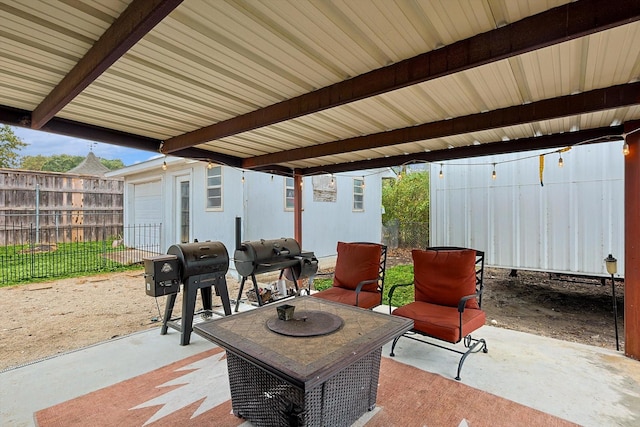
313 263 415 307
0 241 144 287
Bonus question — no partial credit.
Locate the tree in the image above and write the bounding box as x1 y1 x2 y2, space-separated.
20 153 126 172
0 125 27 168
41 154 85 172
100 158 125 170
20 154 49 171
382 170 430 247
382 170 430 224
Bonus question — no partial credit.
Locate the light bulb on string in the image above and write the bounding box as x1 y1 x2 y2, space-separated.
329 174 335 188
241 172 245 183
361 176 365 188
207 160 213 169
162 160 167 171
439 164 444 179
491 163 496 180
623 143 630 156
558 154 564 168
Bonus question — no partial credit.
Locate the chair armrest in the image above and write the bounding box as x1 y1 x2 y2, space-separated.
388 282 413 314
353 278 377 307
457 289 483 312
354 278 377 293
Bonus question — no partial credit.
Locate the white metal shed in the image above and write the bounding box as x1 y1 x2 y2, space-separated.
430 141 625 277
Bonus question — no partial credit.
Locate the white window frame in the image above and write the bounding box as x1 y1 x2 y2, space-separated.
206 165 223 211
353 177 364 211
285 177 295 211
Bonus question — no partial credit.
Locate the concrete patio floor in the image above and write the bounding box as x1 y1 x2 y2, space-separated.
2 303 639 427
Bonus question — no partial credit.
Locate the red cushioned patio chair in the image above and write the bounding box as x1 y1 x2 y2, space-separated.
312 241 387 309
388 246 488 380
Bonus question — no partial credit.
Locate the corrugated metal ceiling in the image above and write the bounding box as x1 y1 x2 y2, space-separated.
0 0 639 174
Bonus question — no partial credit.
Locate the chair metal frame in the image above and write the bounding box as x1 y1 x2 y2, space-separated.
388 246 488 380
312 242 387 309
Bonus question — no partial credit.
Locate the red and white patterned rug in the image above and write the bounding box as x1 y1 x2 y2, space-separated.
35 347 577 426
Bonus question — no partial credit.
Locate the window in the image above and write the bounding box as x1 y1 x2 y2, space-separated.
179 181 190 243
353 177 364 211
285 177 295 210
206 166 222 210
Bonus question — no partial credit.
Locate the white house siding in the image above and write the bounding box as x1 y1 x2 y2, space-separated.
239 170 383 257
108 159 384 266
430 141 624 277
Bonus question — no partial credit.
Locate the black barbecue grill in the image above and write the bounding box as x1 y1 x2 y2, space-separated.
148 241 232 345
234 237 318 311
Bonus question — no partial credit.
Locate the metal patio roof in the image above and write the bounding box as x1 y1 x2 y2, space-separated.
1 0 639 175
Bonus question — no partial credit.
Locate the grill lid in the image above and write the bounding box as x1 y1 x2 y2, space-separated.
167 241 229 280
234 237 302 277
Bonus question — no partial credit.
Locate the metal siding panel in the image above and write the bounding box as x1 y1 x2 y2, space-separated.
431 141 625 276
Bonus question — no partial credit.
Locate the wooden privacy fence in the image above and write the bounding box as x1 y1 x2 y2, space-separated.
0 168 124 245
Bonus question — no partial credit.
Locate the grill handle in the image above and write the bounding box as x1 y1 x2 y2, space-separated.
273 247 291 256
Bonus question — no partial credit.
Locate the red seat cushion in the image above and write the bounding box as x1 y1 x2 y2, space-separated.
392 301 486 343
412 249 479 309
333 242 382 292
312 287 381 309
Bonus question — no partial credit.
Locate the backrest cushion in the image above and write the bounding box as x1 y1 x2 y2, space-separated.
412 249 479 309
333 242 382 292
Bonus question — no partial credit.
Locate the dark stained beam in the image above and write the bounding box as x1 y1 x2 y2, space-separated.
624 121 640 358
161 0 640 153
299 126 624 176
243 82 640 168
30 0 183 129
1 105 242 167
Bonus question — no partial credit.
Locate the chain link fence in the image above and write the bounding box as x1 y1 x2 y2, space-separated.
382 219 429 249
0 212 161 286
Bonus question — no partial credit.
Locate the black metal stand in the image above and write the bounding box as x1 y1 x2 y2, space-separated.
610 273 620 351
161 274 232 345
234 269 300 312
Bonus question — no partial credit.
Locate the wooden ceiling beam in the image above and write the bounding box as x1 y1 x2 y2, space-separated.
30 0 183 129
161 0 640 154
242 82 640 168
299 126 625 176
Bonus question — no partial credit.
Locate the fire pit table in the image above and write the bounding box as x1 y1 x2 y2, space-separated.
194 296 412 427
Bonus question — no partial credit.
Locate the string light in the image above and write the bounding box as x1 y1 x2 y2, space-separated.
241 171 245 183
491 163 496 180
329 174 335 188
439 164 444 179
162 160 167 171
207 160 213 169
623 142 630 156
361 176 365 188
558 153 564 168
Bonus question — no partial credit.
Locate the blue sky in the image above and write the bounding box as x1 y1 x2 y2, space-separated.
13 127 160 167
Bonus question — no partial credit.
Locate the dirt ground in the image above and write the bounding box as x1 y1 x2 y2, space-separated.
0 251 625 372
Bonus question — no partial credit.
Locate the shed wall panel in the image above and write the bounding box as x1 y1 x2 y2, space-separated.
430 141 624 277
